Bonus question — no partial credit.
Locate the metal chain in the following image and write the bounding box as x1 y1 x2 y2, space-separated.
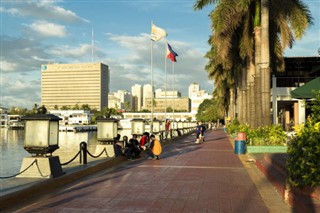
60 150 81 166
34 160 50 178
86 148 109 158
0 159 38 179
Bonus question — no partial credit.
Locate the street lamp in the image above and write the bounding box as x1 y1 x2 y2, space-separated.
131 118 145 136
95 117 119 157
97 117 119 143
22 113 61 155
17 107 64 178
152 119 161 133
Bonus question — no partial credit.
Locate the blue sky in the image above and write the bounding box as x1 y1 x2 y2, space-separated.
1 0 319 109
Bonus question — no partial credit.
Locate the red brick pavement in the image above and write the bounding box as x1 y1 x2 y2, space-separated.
13 129 269 213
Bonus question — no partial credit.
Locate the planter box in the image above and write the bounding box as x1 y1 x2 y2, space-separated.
247 146 287 153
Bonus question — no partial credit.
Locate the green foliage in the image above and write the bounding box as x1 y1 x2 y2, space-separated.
226 120 287 146
287 93 320 187
196 98 223 122
247 125 287 146
287 122 320 187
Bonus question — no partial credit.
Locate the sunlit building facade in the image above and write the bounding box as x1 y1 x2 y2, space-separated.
41 63 109 111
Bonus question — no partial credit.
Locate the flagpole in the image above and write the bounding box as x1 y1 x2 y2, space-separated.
164 41 167 120
150 40 154 134
172 61 175 127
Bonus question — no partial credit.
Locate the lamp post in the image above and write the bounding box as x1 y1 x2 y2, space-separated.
95 117 119 157
17 107 64 178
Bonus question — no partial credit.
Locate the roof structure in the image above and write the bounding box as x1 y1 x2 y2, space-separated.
291 77 320 99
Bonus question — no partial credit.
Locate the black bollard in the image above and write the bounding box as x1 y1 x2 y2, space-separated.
80 141 87 164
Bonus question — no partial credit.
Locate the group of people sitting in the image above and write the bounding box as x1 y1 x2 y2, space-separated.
114 132 162 160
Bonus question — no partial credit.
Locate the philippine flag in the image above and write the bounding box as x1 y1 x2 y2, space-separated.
166 42 178 62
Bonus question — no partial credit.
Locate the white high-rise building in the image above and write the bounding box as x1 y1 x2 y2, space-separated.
114 90 132 111
131 84 143 111
143 84 154 108
189 82 200 98
188 83 212 114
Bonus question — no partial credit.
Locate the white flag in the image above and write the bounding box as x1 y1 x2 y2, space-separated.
151 23 167 41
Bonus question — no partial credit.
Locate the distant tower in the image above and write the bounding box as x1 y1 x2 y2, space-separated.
131 84 143 111
143 84 154 108
189 82 200 98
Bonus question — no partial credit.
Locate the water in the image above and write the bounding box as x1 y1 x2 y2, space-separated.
0 129 99 178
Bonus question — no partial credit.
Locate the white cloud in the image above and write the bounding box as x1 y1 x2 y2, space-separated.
0 60 18 72
1 1 89 23
26 21 67 38
104 33 211 96
52 44 93 57
1 75 41 108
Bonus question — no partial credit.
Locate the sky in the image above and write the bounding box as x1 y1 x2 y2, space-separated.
1 0 319 109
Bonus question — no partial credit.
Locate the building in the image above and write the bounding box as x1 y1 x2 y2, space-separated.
41 63 109 111
114 90 132 111
144 97 190 112
50 110 93 125
0 107 9 128
143 84 154 108
188 83 213 114
155 89 181 98
271 56 320 130
108 90 132 110
122 112 194 121
108 93 121 109
131 84 143 111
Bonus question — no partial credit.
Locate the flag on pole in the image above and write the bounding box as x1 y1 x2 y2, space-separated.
166 42 178 62
151 23 167 41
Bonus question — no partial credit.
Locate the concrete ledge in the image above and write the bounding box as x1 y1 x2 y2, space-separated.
247 146 287 153
0 156 126 211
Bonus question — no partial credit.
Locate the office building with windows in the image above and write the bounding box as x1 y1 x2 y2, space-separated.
41 63 109 111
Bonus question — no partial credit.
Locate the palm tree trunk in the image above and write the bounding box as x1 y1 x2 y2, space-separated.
248 56 255 128
242 65 248 124
261 0 271 126
254 26 262 127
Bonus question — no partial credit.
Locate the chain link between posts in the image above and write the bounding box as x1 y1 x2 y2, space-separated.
0 141 111 179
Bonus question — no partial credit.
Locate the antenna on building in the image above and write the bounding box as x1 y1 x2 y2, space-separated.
92 27 94 63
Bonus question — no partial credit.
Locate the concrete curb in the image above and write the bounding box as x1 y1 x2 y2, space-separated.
0 156 126 211
0 131 195 212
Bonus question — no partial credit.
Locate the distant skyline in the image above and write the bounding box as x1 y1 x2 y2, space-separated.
1 1 319 109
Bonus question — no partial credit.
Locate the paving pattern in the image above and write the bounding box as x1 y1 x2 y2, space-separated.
12 129 289 213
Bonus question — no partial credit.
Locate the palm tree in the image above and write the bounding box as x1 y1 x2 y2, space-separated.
194 0 313 127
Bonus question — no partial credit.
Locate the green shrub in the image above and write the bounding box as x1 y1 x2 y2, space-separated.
287 92 320 187
287 122 320 187
233 124 287 146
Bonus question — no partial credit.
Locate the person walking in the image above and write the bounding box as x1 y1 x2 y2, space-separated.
146 134 162 160
195 122 203 144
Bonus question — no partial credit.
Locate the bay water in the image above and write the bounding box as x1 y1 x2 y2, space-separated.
0 128 100 178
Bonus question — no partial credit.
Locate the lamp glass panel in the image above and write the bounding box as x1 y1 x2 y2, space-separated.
48 121 58 146
153 122 160 132
25 120 49 147
113 122 118 137
131 122 144 134
97 122 114 139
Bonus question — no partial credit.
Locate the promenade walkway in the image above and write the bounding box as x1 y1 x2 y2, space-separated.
7 129 291 212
